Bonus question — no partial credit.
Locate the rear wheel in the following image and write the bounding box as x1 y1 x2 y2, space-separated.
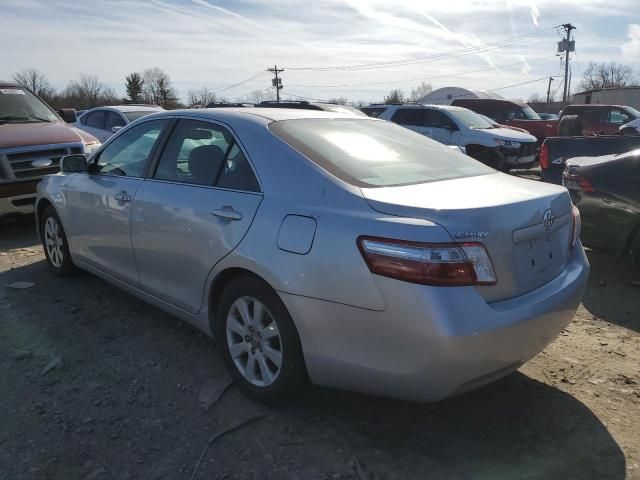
40 206 76 276
631 231 640 272
216 275 307 403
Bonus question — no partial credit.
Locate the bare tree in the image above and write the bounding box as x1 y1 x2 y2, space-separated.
407 82 432 103
249 89 274 104
187 87 217 106
327 97 348 105
142 67 179 108
12 68 56 101
527 92 544 103
60 75 117 109
384 89 405 104
579 62 636 91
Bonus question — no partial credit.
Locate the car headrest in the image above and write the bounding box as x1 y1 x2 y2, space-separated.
188 145 225 185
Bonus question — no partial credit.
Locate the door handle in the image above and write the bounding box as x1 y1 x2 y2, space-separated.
114 191 132 203
211 207 242 221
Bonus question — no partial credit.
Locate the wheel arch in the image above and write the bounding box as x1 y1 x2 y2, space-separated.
35 197 54 241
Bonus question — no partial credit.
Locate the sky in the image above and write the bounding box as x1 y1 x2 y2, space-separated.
1 0 639 104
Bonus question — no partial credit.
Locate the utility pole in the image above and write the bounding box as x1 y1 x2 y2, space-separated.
561 23 575 102
268 65 284 103
546 76 554 104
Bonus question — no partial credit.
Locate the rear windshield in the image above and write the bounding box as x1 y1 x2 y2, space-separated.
269 118 493 188
123 111 156 122
521 106 541 120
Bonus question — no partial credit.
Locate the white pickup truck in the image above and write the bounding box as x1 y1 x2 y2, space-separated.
362 103 538 171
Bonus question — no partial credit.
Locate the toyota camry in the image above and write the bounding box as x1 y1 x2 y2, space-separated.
36 108 589 402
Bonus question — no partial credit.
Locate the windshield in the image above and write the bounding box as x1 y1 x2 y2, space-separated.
269 118 493 188
0 87 59 124
521 106 541 120
624 106 640 119
123 110 157 122
450 109 496 129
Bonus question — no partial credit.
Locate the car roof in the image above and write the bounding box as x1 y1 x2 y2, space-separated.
0 80 21 89
564 104 627 109
364 103 467 111
89 105 163 113
148 107 372 124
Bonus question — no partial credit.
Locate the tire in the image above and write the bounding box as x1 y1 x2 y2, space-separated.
631 231 640 273
216 275 307 403
558 114 583 137
40 206 77 276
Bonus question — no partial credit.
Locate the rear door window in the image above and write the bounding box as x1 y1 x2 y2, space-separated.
391 108 426 127
361 107 386 118
105 111 126 131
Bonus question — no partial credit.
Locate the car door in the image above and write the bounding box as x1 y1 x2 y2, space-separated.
131 118 263 313
64 118 170 285
425 110 460 145
104 111 127 140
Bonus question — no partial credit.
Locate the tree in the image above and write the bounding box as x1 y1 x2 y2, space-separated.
384 89 405 104
249 89 274 104
11 68 55 101
579 62 636 91
142 67 179 108
125 72 144 103
327 96 348 105
527 92 544 103
187 87 217 106
407 82 432 103
60 75 117 109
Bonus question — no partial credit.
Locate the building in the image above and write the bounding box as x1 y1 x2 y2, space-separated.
419 87 504 105
572 86 640 110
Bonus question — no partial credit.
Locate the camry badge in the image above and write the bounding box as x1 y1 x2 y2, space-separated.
454 231 489 239
542 208 556 231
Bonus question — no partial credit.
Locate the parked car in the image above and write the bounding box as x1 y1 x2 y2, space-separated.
559 104 640 136
563 149 640 271
478 114 532 134
256 100 366 116
0 80 100 219
75 105 164 142
368 103 538 170
36 108 588 403
450 98 559 144
540 135 640 184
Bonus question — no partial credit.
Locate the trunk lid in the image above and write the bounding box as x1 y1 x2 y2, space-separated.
361 173 573 302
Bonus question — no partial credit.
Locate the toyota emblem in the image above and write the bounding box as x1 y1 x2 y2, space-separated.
542 209 556 231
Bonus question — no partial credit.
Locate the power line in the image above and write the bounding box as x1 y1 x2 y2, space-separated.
289 55 558 89
211 70 269 93
287 27 562 71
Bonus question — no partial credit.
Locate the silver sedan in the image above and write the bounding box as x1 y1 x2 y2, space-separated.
36 108 589 403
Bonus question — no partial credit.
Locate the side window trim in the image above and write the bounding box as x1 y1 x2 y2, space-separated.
146 116 263 193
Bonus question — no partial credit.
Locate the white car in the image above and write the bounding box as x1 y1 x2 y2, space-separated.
363 104 538 171
74 105 164 142
620 117 640 135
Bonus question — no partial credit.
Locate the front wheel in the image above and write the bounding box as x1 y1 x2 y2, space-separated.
40 206 77 276
216 275 307 403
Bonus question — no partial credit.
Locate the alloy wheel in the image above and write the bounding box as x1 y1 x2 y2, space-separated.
44 217 64 268
226 296 283 387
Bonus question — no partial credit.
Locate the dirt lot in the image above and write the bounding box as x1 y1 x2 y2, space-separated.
1 216 639 480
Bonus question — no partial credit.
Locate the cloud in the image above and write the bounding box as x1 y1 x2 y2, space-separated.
621 23 640 60
530 3 540 25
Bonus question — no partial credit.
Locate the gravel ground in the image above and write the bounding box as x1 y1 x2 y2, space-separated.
1 216 639 480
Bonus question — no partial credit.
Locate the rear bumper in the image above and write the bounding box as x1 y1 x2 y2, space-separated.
280 245 589 402
0 181 39 217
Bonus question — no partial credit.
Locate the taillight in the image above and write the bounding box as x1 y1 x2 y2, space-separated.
357 236 497 286
539 143 549 169
563 172 595 193
569 205 581 250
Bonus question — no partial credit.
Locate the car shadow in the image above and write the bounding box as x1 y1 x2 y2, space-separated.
582 249 640 332
0 215 38 251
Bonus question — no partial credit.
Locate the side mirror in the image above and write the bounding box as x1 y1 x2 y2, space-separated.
111 126 123 134
60 154 87 173
58 108 77 123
